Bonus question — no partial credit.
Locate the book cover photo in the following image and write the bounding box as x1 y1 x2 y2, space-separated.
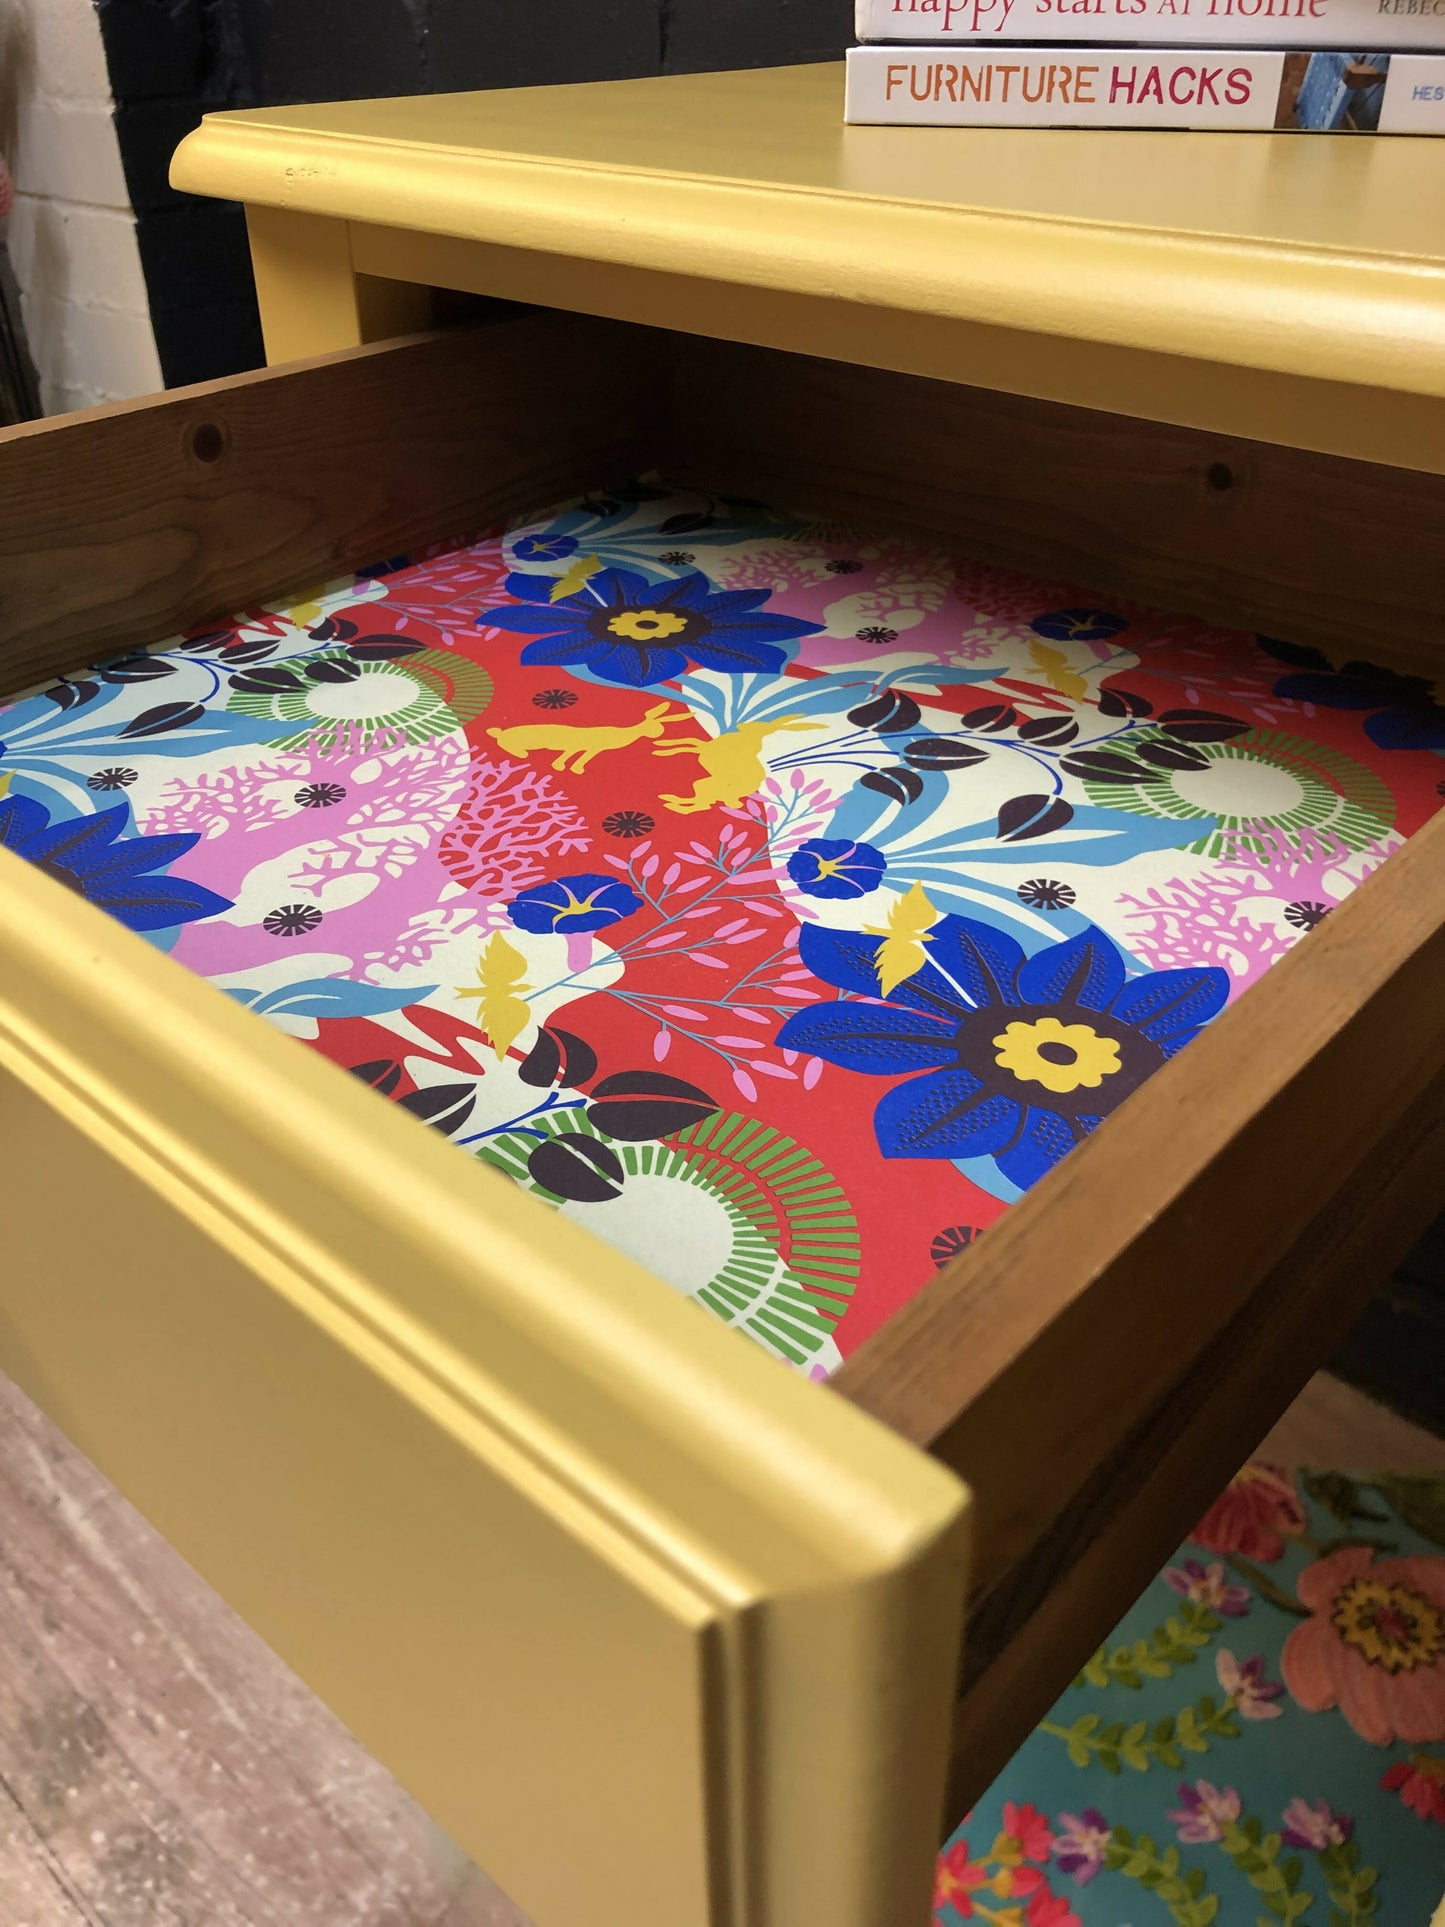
856 0 1445 47
844 43 1445 125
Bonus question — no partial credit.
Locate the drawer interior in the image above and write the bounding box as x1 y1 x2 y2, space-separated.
2 308 1443 1824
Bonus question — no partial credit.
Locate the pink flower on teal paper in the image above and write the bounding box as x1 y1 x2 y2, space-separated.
1163 1557 1250 1616
1216 1647 1284 1719
1052 1809 1110 1885
1167 1779 1241 1844
933 1837 988 1918
999 1800 1053 1864
1281 1796 1353 1850
1026 1892 1081 1927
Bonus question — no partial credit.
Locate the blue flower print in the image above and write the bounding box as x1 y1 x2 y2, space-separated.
508 872 644 934
1259 637 1445 753
787 838 887 900
1030 608 1130 644
0 796 232 932
775 915 1227 1190
512 532 579 563
478 568 823 689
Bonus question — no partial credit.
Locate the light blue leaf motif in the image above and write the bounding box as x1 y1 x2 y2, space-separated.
227 979 437 1020
2 702 292 765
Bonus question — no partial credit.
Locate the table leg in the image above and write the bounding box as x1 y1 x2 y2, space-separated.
246 205 432 364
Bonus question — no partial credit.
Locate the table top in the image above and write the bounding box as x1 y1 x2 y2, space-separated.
172 61 1445 423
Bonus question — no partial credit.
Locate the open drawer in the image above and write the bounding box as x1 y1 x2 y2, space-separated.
1 312 1443 1927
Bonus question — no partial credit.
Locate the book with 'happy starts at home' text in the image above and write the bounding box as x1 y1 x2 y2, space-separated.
855 0 1445 47
844 42 1445 126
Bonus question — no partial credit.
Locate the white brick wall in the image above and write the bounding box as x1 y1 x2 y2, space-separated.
0 0 162 414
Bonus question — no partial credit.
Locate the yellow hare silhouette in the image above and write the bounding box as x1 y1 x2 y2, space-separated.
486 702 692 773
651 714 822 814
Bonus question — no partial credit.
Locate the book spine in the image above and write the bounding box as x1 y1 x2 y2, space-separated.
854 0 1445 47
844 43 1445 125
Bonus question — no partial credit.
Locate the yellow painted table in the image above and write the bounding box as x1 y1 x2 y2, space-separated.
173 60 1445 470
0 58 1440 1927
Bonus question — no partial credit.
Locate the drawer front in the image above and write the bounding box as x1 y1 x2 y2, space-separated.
0 336 971 1927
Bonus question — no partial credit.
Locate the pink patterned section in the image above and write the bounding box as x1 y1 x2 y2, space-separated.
438 754 592 896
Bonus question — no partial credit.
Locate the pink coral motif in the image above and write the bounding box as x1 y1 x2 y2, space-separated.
439 753 591 898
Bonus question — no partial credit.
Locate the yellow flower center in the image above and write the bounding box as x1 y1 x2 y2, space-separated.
1331 1576 1443 1675
554 888 606 924
992 1016 1123 1094
607 609 689 642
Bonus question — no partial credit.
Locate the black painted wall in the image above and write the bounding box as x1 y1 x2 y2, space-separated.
94 0 854 388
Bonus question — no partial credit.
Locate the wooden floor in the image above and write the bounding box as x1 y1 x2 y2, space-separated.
1 1368 1440 1927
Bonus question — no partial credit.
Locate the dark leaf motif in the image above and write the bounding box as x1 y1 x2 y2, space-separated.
228 666 305 695
1136 739 1212 772
1059 749 1163 784
1371 1473 1445 1551
350 1058 403 1097
99 654 176 683
609 479 667 503
1096 687 1154 719
582 496 623 517
306 657 364 684
847 690 921 734
860 765 925 807
518 1025 600 1091
397 1082 476 1135
996 794 1075 842
217 637 279 665
902 737 988 771
118 699 207 739
658 511 714 536
528 1133 625 1203
1016 714 1080 747
1301 1469 1390 1528
307 615 358 642
962 702 1020 734
585 1071 718 1142
1157 708 1250 743
179 628 235 653
347 636 427 661
44 678 101 711
1255 634 1330 670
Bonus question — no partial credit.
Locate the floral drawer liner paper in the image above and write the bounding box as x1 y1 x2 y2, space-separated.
939 1461 1445 1924
2 481 1442 1374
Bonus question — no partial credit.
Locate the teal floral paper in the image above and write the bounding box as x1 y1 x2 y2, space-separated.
937 1464 1445 1924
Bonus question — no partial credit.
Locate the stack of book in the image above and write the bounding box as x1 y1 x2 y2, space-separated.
845 0 1445 129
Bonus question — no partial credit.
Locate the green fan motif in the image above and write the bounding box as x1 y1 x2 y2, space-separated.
1082 726 1394 858
227 646 492 751
478 1109 859 1369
